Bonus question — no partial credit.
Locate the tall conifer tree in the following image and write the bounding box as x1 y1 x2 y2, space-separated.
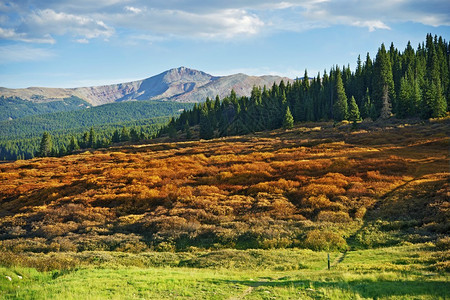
372 44 395 119
333 68 349 121
38 132 52 157
283 106 294 129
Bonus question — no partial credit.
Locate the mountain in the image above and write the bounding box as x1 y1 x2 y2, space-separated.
0 67 291 106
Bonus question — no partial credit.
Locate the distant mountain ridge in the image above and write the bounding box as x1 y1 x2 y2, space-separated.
0 67 292 106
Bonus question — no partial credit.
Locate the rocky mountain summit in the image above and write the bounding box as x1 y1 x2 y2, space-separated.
0 67 291 106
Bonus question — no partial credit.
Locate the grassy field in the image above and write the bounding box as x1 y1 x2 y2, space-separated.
1 243 448 299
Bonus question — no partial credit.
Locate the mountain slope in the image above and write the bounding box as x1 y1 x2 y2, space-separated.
0 67 291 106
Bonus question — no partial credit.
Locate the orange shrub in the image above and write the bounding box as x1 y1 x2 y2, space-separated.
316 210 352 223
301 183 345 197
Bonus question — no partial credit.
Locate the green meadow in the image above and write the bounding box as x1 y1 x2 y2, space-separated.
1 243 448 299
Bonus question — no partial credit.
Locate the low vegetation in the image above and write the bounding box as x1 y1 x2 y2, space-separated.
1 118 448 253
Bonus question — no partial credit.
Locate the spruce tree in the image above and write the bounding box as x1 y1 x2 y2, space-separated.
199 108 214 139
425 43 447 118
372 44 395 119
168 126 177 139
184 121 192 139
38 132 52 157
333 68 348 121
112 129 121 143
283 106 294 129
397 75 411 118
348 96 360 122
59 144 67 157
88 127 96 148
68 135 79 152
380 86 393 119
130 128 140 142
120 127 130 142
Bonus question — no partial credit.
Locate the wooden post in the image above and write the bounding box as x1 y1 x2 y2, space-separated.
327 253 330 270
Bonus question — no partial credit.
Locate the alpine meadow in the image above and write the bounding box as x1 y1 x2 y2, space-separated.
1 30 449 300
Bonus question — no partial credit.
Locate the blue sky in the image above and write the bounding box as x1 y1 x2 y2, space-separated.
0 0 449 88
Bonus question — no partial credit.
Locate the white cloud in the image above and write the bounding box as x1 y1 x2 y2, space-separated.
75 38 89 43
0 45 54 63
352 20 391 32
0 0 448 45
26 9 114 39
107 7 264 39
0 27 56 43
124 6 143 14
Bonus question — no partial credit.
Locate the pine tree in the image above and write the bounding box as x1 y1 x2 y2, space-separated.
68 135 79 152
333 68 348 121
431 78 447 118
80 132 89 149
372 44 395 119
168 126 177 139
120 127 130 142
130 128 140 142
282 106 294 129
199 108 214 139
380 86 393 119
38 132 52 157
58 144 67 157
184 121 192 139
88 127 96 148
348 96 360 122
112 129 121 143
397 75 411 118
425 42 447 118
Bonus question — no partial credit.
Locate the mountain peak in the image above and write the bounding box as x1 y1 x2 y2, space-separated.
0 68 291 106
161 67 213 83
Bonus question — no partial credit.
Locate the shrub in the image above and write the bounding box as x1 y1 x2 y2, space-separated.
303 230 348 251
435 236 450 251
316 211 352 223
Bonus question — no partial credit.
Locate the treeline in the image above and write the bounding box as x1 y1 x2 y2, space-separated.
162 34 448 139
0 119 169 160
35 125 157 158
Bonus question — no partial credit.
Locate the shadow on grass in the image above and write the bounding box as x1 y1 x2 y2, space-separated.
218 278 449 298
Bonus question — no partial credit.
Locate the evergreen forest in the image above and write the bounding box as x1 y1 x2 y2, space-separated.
0 100 193 160
163 34 448 139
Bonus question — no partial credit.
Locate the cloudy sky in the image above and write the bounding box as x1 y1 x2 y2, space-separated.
0 0 449 88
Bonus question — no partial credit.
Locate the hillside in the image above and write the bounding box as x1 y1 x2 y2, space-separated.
0 118 448 253
0 100 193 141
0 67 291 106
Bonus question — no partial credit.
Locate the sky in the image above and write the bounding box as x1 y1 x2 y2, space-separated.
0 0 449 88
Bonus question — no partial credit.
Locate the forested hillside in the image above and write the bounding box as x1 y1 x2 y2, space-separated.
163 34 448 139
0 100 193 160
0 96 90 122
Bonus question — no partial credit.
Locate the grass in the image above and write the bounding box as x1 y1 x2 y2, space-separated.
0 244 448 299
